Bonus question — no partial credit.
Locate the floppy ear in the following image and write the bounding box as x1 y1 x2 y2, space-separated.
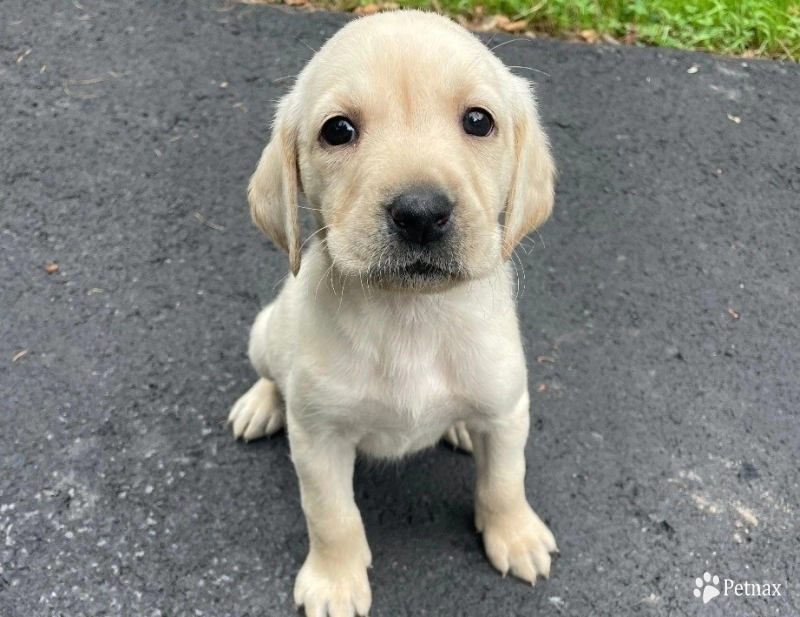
502 78 556 261
248 99 302 276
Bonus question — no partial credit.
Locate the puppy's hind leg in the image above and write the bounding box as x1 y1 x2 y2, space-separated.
228 303 285 441
442 421 473 453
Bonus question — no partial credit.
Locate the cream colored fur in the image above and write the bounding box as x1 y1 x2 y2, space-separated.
228 10 557 617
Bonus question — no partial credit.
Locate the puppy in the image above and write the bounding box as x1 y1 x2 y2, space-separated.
229 10 557 617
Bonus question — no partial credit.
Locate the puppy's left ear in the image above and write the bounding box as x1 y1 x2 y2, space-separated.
248 97 302 276
502 77 556 260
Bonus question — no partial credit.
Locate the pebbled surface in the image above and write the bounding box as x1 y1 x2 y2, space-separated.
1 1 798 615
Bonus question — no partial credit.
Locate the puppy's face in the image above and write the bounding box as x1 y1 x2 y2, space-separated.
249 11 554 289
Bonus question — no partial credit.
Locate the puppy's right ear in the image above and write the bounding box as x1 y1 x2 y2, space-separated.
248 98 302 276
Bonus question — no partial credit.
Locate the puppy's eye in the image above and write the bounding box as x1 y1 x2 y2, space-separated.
320 116 358 146
462 108 494 137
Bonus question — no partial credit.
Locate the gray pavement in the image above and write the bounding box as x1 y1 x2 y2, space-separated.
1 1 798 616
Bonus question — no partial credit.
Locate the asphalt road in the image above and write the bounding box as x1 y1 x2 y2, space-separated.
1 1 798 616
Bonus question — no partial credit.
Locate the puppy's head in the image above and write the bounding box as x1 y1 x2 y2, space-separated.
249 10 554 289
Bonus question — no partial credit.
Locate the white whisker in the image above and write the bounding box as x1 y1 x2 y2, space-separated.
300 225 330 251
507 65 550 79
489 38 529 53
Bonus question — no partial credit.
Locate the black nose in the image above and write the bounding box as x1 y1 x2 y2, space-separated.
388 188 454 246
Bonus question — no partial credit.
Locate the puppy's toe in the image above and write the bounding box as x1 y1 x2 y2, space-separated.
294 552 371 617
480 504 557 585
228 378 284 441
442 421 473 453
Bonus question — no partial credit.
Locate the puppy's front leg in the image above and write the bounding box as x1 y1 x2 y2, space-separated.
472 391 558 584
289 418 372 617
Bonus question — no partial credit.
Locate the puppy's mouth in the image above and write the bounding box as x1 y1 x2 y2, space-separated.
400 260 449 277
366 258 466 289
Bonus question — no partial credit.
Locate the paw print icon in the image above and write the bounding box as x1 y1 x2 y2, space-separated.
694 572 721 604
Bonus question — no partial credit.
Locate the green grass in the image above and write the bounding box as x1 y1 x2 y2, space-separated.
385 0 800 60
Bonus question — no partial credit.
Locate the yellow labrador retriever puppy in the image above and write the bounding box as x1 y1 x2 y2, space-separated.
228 10 556 617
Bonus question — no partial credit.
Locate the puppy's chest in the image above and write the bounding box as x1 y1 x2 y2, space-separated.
322 328 481 456
348 341 468 456
374 340 456 410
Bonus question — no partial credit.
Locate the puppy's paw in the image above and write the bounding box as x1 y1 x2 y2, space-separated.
228 378 284 441
478 504 558 585
294 552 372 617
442 421 473 453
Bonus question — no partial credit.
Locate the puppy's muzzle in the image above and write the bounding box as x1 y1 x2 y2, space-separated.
387 188 453 247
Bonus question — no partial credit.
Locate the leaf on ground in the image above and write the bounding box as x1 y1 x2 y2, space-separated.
45 263 59 274
470 14 502 32
12 349 28 362
501 19 528 33
353 3 378 14
623 28 638 46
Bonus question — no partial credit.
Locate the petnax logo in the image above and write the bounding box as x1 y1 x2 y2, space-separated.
692 571 783 604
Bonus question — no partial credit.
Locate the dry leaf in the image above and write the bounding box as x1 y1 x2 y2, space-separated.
45 263 59 274
536 383 547 393
579 29 598 43
727 113 741 124
501 20 527 33
194 212 225 231
536 355 555 364
623 27 638 46
285 0 306 5
728 308 740 320
687 65 699 74
472 16 498 32
355 3 378 14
